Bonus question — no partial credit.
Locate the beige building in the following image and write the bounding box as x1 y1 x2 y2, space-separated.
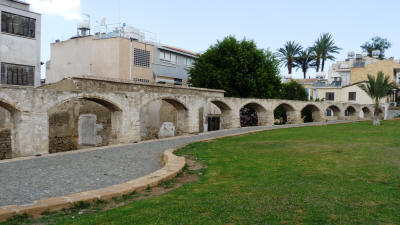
46 35 154 84
310 81 387 105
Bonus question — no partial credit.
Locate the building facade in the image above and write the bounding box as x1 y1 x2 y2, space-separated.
152 45 197 85
0 0 41 87
46 35 154 84
46 24 198 85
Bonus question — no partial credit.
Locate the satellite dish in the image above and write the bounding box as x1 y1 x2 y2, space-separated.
100 17 106 26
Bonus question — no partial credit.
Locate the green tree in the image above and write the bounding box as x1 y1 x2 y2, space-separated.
294 48 316 79
312 33 341 72
361 37 392 59
189 36 281 98
358 72 395 126
276 41 303 75
281 80 308 101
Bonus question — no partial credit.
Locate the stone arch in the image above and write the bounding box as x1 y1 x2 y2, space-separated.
199 100 233 132
47 96 123 153
326 105 343 120
0 99 20 160
345 106 358 120
140 97 189 140
274 103 297 125
240 102 268 127
361 107 372 120
301 104 322 123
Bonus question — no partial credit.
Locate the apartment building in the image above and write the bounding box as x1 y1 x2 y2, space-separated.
0 0 41 87
46 23 198 85
153 44 197 85
46 24 154 83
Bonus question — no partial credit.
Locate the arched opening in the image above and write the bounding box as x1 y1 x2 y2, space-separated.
361 107 372 120
301 104 322 123
345 106 357 120
0 101 18 160
377 108 385 120
199 100 232 133
140 98 188 140
240 103 267 127
274 103 296 125
48 97 122 154
326 105 342 121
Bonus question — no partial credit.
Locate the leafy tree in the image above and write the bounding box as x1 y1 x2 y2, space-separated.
189 36 281 98
358 72 395 126
312 33 341 72
281 80 308 101
294 48 316 79
361 37 392 59
276 41 303 75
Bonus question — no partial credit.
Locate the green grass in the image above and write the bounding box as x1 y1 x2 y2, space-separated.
5 121 400 224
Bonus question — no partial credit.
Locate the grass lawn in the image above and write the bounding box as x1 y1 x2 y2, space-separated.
5 121 400 224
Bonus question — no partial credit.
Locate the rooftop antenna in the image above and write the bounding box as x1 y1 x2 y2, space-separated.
118 0 121 28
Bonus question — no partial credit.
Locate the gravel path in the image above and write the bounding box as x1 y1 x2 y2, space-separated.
0 121 349 206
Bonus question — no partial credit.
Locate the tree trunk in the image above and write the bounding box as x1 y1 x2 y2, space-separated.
303 68 307 79
288 61 292 75
373 105 381 126
316 58 320 72
321 58 325 72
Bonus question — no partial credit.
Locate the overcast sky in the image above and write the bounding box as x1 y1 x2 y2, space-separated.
26 0 400 79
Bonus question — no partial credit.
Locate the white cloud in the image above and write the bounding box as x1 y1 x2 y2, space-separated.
26 0 82 20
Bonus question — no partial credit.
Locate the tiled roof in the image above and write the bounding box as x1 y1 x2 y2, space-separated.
162 45 199 56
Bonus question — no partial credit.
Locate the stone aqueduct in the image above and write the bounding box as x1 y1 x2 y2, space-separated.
0 77 376 159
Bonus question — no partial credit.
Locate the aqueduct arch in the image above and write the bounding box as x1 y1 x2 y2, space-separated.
301 104 322 123
345 106 358 120
326 105 343 121
240 102 268 127
274 103 297 125
140 97 189 140
0 100 19 160
361 107 372 120
48 96 123 153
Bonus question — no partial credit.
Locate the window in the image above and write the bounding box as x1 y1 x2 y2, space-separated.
184 57 195 66
133 48 150 68
326 109 333 117
174 78 183 85
160 50 177 64
133 78 150 83
1 11 36 38
348 92 356 101
1 63 34 86
325 92 335 101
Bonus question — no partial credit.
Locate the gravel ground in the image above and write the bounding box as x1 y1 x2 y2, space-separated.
0 121 349 206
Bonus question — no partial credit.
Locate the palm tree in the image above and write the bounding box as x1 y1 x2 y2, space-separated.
358 72 395 126
276 41 302 75
312 33 341 72
294 48 316 79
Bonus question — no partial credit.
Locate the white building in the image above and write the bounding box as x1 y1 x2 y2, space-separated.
0 0 41 87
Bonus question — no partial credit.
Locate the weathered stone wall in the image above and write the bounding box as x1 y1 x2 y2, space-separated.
0 77 378 159
48 100 112 153
0 129 11 160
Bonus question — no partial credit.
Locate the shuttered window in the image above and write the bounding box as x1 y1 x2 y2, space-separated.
0 63 34 86
1 11 36 38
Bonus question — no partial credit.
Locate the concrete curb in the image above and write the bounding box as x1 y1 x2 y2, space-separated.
0 149 185 222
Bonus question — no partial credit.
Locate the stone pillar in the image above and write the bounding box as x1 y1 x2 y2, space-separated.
287 110 302 124
186 108 200 133
259 111 274 126
13 112 49 157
